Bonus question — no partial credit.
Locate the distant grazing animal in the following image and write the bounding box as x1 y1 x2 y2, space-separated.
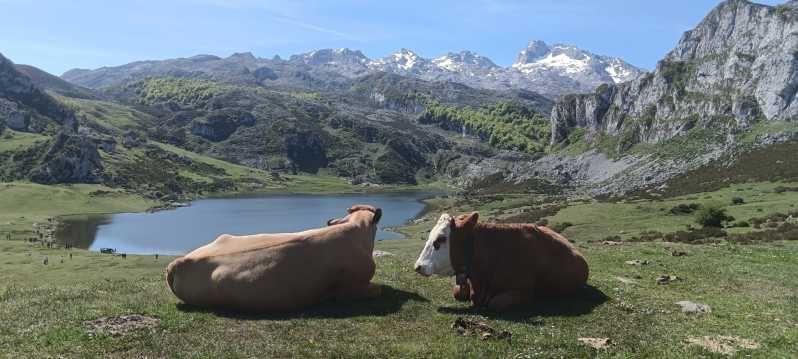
414 212 589 311
166 205 383 312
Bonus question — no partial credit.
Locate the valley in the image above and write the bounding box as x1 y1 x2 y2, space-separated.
1 0 798 357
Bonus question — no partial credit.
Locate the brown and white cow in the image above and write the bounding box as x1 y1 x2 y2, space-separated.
165 205 383 312
414 212 588 311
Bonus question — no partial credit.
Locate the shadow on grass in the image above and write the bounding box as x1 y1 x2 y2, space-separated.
176 284 428 320
437 284 608 322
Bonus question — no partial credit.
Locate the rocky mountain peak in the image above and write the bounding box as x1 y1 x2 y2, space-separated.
432 50 498 72
227 52 257 61
290 48 369 66
188 54 222 62
62 42 642 97
369 49 429 73
515 40 551 63
512 40 644 87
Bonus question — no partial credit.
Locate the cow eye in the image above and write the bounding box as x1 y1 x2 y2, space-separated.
432 235 447 250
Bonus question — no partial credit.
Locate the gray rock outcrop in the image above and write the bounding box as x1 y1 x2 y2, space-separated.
551 0 798 148
31 133 104 184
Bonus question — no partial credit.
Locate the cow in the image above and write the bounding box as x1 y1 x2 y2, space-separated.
165 205 383 313
414 212 589 311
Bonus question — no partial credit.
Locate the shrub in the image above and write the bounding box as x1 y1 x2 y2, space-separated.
774 186 798 194
733 221 750 228
640 231 664 241
551 222 574 233
669 203 701 215
695 205 734 228
418 101 550 154
731 197 745 205
727 223 798 244
664 227 727 243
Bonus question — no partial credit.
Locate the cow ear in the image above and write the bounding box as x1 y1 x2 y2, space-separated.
460 212 479 228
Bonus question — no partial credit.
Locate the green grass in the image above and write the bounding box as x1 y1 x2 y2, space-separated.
152 142 270 181
544 182 798 242
57 96 155 132
1 183 796 357
0 182 154 239
0 130 50 153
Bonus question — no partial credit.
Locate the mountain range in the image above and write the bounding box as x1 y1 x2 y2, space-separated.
62 41 644 98
3 0 798 200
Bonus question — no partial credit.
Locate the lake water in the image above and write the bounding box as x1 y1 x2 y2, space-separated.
56 192 434 255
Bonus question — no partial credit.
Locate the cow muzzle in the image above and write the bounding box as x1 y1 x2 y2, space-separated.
414 263 432 277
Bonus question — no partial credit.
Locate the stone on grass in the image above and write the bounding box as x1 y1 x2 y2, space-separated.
676 301 711 314
625 259 649 266
656 275 679 285
578 337 611 349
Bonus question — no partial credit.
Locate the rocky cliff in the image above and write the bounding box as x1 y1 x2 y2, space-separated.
1 53 77 133
550 0 798 149
0 52 103 183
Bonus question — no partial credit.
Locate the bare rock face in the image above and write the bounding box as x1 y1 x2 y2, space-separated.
0 52 78 133
0 98 29 131
550 0 798 148
31 133 104 184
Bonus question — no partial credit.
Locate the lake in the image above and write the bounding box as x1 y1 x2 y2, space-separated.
56 192 435 255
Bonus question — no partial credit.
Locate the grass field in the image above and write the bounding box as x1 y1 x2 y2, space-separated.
1 182 796 357
0 182 154 238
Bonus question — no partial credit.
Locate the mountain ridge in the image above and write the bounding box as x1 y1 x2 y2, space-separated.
61 41 644 98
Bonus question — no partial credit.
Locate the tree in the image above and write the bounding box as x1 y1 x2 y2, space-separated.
695 205 735 228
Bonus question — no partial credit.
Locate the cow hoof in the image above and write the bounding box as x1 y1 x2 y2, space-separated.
453 284 471 302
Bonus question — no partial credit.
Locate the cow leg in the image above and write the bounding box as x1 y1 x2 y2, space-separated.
332 257 379 300
486 290 530 312
453 282 472 302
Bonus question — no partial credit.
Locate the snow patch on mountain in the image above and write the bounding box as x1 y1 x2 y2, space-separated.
514 52 591 75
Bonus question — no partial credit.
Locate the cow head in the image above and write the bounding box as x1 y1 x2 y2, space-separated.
414 212 479 277
327 205 382 226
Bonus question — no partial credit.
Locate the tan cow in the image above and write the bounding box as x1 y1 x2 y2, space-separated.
165 205 383 312
414 212 589 311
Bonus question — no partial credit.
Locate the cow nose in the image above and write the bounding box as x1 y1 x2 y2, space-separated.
414 265 425 275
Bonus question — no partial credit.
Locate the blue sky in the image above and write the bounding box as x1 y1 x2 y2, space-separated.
0 0 784 75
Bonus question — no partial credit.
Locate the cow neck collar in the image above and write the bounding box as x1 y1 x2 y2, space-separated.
455 231 476 286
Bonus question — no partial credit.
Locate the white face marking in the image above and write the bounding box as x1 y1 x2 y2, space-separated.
414 213 455 277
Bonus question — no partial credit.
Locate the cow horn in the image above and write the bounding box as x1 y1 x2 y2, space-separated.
372 208 382 225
